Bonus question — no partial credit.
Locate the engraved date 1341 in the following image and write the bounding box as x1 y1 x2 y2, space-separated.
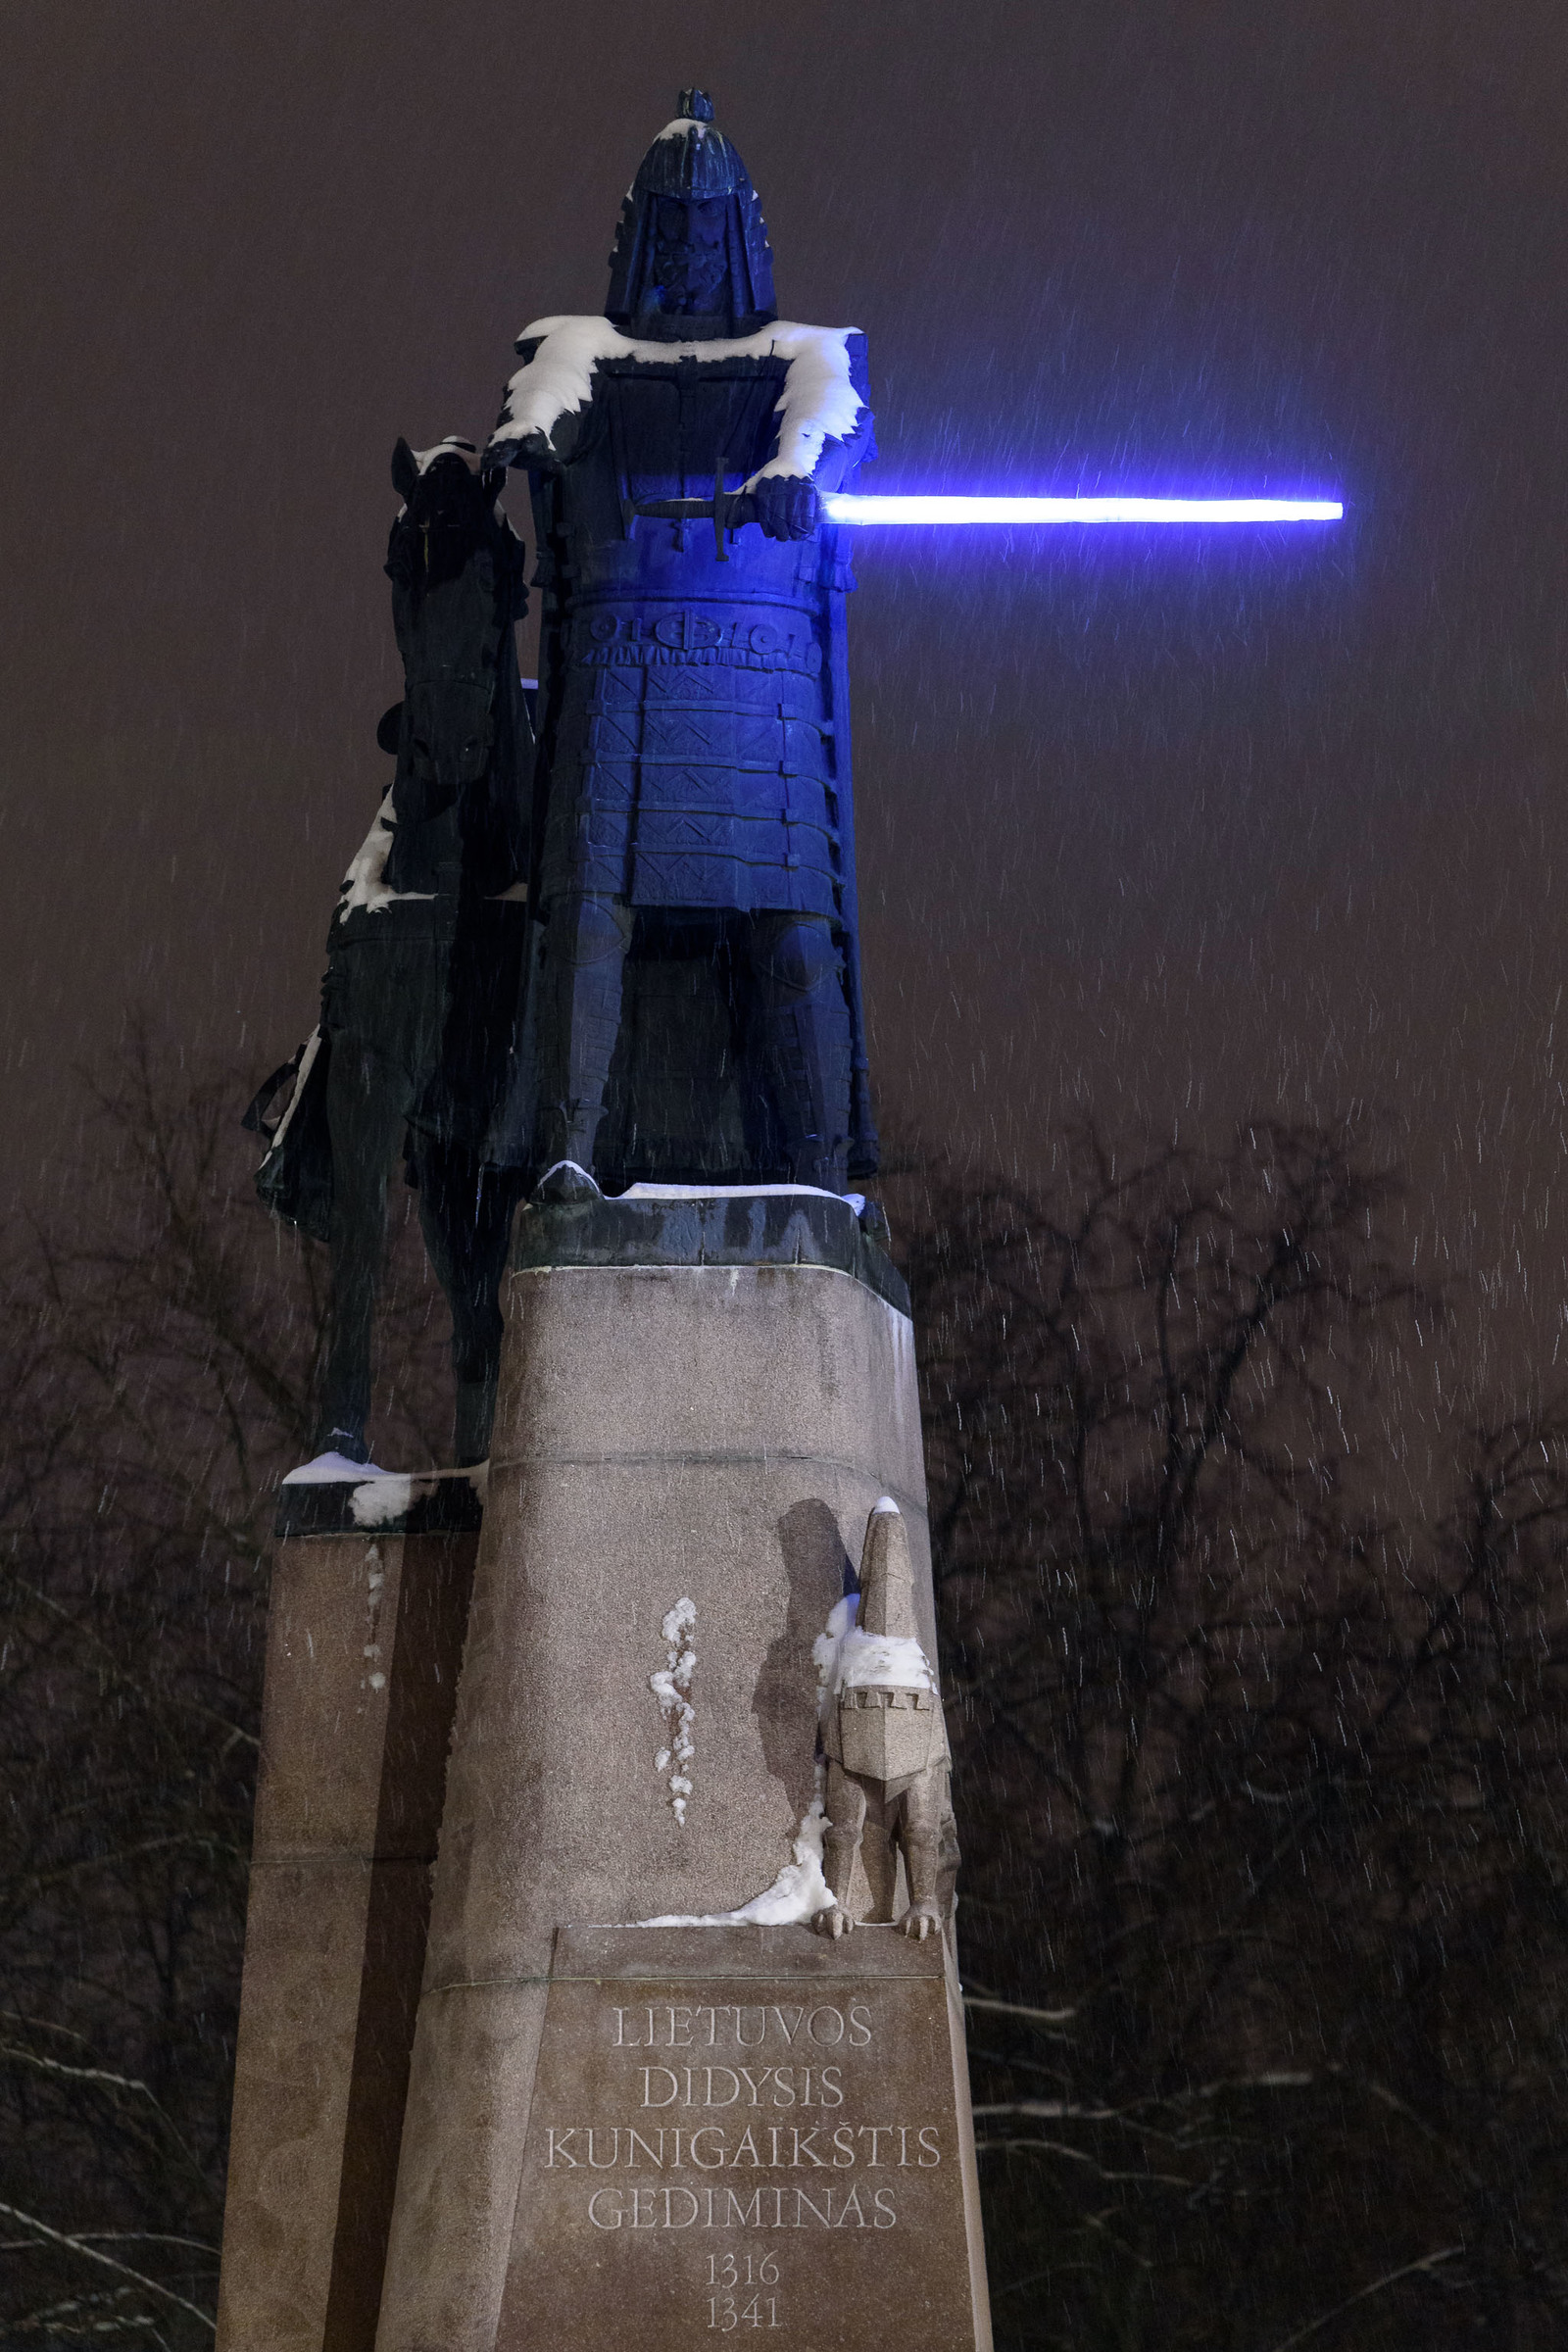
706 2252 782 2329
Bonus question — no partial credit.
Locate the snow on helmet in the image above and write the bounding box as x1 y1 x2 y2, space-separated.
606 88 777 340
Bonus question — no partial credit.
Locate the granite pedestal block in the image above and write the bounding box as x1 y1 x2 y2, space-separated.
216 1481 479 2352
500 1925 991 2350
372 1191 991 2352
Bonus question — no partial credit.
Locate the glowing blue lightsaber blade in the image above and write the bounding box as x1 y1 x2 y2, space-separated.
628 484 1344 560
821 494 1343 525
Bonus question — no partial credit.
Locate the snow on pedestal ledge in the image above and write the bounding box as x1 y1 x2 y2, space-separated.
619 1181 865 1207
640 1789 833 1930
281 1448 392 1484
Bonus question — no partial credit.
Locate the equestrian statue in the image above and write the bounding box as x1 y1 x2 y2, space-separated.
246 437 532 1468
250 89 881 1466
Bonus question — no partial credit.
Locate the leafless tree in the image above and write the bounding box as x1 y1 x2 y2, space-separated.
887 1124 1568 2351
0 1042 447 2347
5 1066 1567 2351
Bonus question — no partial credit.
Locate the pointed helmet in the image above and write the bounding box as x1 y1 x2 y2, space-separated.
857 1499 918 1641
606 88 777 341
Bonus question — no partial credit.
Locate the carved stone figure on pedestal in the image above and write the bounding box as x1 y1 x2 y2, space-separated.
484 88 879 1191
247 438 533 1466
814 1499 961 1942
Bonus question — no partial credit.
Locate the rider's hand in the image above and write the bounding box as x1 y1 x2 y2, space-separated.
753 473 820 542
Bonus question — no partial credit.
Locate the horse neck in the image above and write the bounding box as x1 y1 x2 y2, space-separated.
399 553 502 688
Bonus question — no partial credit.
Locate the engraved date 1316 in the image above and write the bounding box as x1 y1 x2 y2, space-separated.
706 2252 782 2328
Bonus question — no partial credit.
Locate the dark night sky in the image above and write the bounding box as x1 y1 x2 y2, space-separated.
4 1 1567 1390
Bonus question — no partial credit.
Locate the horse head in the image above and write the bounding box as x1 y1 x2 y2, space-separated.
386 437 521 797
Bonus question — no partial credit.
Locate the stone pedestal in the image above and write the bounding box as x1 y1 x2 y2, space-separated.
500 1924 990 2350
216 1473 480 2352
372 1192 990 2352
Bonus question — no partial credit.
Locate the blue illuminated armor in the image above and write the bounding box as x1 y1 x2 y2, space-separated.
486 90 878 1190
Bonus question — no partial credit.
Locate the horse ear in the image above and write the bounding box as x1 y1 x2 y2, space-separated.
376 703 404 757
391 438 420 500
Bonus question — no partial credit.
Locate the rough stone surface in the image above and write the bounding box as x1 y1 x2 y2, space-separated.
497 1924 993 2351
216 1526 476 2352
511 1188 909 1315
374 1257 933 2352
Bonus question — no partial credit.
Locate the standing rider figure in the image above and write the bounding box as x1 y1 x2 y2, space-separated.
486 88 879 1194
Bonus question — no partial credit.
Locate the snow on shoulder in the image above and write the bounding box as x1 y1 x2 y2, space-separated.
336 791 435 920
837 1630 937 1695
814 1585 937 1701
489 316 864 486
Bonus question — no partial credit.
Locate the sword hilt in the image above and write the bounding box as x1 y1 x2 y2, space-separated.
623 469 757 561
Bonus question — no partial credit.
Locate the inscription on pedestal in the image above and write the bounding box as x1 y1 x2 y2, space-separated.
499 1925 989 2350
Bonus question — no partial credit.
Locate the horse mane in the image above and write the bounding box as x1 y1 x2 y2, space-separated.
383 443 532 895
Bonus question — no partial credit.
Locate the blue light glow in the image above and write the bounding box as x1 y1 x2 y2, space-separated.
820 494 1343 525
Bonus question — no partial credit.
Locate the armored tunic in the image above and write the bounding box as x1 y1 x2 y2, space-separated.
515 331 873 924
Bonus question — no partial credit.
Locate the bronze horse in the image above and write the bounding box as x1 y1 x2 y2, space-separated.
248 438 534 1467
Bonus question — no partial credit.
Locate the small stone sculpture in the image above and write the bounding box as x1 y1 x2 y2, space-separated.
813 1500 959 1941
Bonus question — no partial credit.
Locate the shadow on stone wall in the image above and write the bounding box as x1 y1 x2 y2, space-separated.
753 1496 856 1822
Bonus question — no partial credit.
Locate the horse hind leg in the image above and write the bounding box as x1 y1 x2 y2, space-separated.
452 1158 519 1466
416 1137 519 1465
318 1039 410 1460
